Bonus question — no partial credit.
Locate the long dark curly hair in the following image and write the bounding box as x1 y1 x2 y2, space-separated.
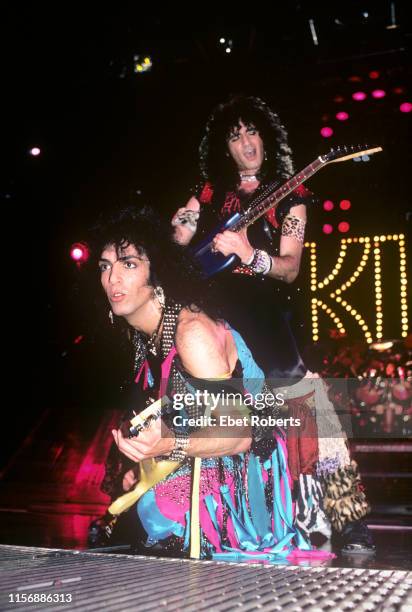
89 205 220 324
199 95 295 189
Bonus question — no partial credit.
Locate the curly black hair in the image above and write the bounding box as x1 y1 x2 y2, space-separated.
89 205 220 323
199 95 295 189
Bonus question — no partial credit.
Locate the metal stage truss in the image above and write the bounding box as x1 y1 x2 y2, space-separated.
0 545 411 611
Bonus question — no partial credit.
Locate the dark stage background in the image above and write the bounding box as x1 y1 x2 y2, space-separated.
2 3 411 558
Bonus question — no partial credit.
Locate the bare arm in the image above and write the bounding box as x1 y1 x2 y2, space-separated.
265 203 306 283
212 203 306 283
113 313 251 464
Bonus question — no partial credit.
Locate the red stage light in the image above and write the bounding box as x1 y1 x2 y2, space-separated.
333 95 344 103
352 92 367 101
323 200 334 211
372 89 386 99
29 147 41 156
348 76 362 82
338 222 350 233
340 199 351 210
369 71 380 79
336 111 349 121
400 102 412 113
70 242 90 263
320 126 333 138
393 87 404 94
323 224 333 234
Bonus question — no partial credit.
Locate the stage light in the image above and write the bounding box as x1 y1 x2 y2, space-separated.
348 76 362 82
225 48 231 54
70 242 89 264
322 224 333 234
372 89 386 99
323 200 334 211
339 199 351 210
219 38 226 44
336 111 349 121
320 127 333 138
133 55 152 74
369 71 380 79
393 87 404 94
400 102 412 113
352 92 367 101
338 222 350 233
386 1 398 29
333 95 344 103
29 147 41 156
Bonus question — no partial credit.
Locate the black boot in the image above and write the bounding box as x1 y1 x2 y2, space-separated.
339 519 376 555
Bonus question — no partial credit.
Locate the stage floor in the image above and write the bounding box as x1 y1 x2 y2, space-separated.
0 545 411 611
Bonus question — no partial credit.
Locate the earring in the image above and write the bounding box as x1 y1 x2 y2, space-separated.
154 285 165 309
264 151 268 161
109 310 114 325
225 151 230 158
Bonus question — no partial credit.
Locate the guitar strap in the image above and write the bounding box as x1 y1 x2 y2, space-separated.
108 300 199 520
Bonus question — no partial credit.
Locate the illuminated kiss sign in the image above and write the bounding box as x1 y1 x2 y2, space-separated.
305 234 408 343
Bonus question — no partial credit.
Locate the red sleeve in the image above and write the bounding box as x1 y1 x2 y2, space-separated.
265 184 314 228
198 181 214 204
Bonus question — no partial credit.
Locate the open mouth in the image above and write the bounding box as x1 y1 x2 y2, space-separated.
110 292 126 302
244 147 256 159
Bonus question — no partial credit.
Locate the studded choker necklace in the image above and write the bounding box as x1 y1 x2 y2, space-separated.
239 174 258 183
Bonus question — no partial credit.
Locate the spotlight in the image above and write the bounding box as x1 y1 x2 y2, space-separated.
29 147 41 156
323 224 333 234
372 89 386 99
340 199 351 210
320 126 333 138
219 37 226 44
336 111 349 121
369 71 380 79
70 242 89 264
225 48 231 54
323 200 334 211
400 102 412 113
352 92 367 101
338 222 350 233
386 1 398 29
133 55 152 74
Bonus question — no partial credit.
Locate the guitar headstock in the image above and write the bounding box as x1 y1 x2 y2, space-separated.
321 144 383 164
126 396 170 438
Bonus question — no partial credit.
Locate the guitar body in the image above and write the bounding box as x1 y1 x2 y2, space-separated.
191 212 241 277
109 396 181 516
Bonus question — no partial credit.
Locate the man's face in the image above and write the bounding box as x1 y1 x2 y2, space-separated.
99 243 152 324
227 120 264 173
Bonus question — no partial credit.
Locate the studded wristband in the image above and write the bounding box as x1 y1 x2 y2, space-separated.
171 210 199 233
249 249 273 275
169 431 190 462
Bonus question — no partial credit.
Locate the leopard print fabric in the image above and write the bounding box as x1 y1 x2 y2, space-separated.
321 460 370 532
281 213 306 244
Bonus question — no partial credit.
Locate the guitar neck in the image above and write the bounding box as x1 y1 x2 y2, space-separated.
234 156 325 232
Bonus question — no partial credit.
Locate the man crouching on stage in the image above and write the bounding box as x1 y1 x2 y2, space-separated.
89 206 330 562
